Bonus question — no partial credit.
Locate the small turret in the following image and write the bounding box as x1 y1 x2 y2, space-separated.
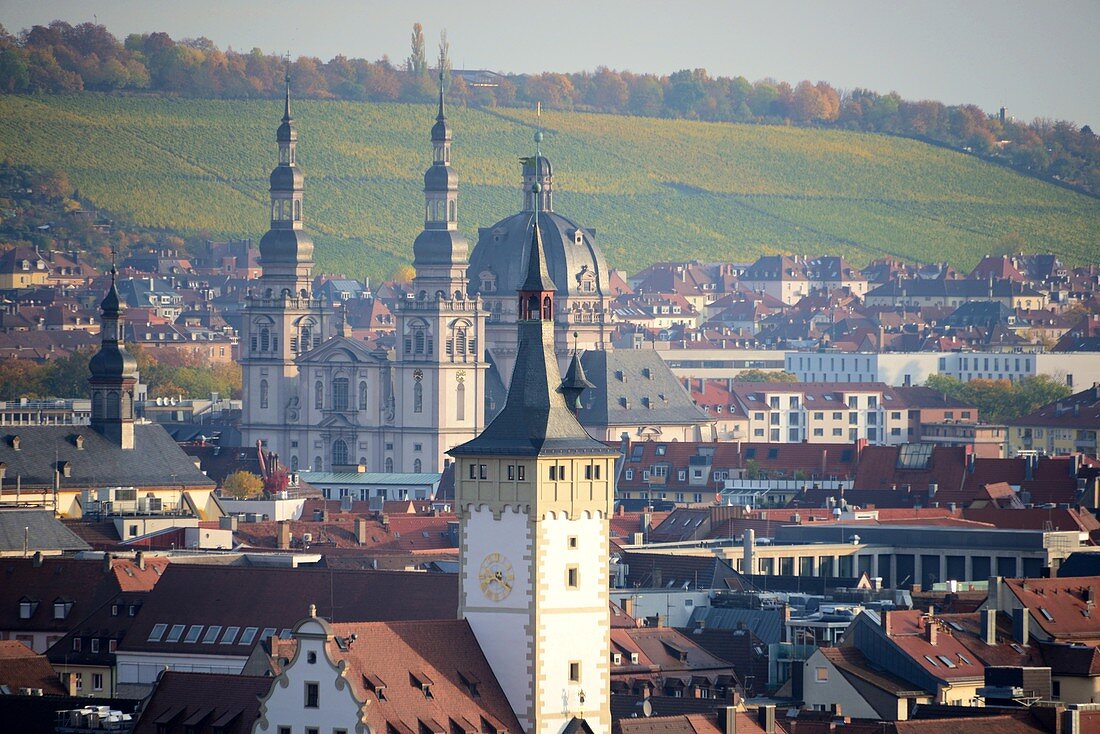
88 261 138 449
560 342 593 416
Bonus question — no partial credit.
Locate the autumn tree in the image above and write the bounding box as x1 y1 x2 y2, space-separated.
406 22 427 78
734 369 799 383
221 470 263 499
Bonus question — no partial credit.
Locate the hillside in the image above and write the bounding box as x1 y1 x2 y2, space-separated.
1 94 1097 281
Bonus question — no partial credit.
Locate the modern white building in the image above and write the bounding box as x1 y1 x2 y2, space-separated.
786 350 1100 387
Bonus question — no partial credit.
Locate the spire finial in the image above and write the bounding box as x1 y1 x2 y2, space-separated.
283 54 292 122
109 244 117 278
437 70 445 122
534 101 543 157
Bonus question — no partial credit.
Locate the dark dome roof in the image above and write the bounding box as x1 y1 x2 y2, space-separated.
469 211 607 298
413 229 469 267
100 282 121 317
431 117 451 142
89 344 137 379
277 119 297 143
523 154 552 178
260 228 314 265
424 164 457 191
270 165 303 190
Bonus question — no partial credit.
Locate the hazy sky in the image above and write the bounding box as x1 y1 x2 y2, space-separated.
2 0 1097 125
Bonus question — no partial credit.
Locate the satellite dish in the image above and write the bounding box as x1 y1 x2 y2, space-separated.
641 700 653 718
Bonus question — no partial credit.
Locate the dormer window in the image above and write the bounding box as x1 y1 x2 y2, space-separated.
54 599 73 620
19 599 38 619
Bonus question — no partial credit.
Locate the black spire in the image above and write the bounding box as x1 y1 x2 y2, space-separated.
519 217 555 295
430 70 451 146
89 249 138 449
560 342 593 416
283 70 292 122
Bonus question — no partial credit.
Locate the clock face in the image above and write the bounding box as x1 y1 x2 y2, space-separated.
478 552 515 601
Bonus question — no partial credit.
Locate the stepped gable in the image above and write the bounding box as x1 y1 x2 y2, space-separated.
132 671 270 734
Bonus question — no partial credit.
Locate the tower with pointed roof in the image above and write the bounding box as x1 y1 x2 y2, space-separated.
240 78 332 461
88 261 138 449
392 75 487 473
450 215 615 734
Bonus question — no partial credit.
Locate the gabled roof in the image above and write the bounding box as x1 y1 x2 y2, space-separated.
120 565 458 656
578 351 711 429
0 510 91 553
617 551 741 591
309 619 524 734
1002 577 1100 642
0 425 213 490
132 671 268 734
0 640 67 694
0 557 163 633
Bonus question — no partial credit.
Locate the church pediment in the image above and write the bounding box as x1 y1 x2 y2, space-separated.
317 413 358 429
295 336 380 365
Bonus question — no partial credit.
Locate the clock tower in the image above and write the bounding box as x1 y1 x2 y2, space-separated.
450 214 616 734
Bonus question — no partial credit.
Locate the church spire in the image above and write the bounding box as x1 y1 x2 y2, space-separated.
259 74 313 286
560 334 593 416
88 250 138 449
412 72 467 290
522 104 553 212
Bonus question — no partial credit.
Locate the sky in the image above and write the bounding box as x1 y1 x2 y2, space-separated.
1 0 1097 126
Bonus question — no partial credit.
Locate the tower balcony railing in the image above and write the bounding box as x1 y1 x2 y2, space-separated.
398 297 482 312
245 294 326 310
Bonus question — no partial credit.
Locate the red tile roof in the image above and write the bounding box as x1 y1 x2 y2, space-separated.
0 640 67 694
882 610 986 682
1003 577 1100 643
121 565 458 657
131 671 269 734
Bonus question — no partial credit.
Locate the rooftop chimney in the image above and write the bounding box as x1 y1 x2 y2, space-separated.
724 706 737 734
880 610 894 636
757 705 776 734
1013 607 1030 646
277 521 291 550
982 608 997 645
355 518 369 546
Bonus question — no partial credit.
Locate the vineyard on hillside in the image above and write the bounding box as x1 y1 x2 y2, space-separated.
1 94 1097 282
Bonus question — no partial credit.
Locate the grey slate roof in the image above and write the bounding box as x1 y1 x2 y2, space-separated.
450 320 612 457
0 510 91 553
577 350 712 428
687 606 784 645
0 425 213 490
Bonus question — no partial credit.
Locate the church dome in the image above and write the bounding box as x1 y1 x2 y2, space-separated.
424 164 457 191
270 165 303 190
469 211 608 299
260 228 314 265
277 118 297 143
89 342 138 379
414 229 468 267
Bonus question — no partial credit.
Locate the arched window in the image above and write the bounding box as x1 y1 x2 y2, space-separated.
271 202 278 220
448 200 456 222
314 456 322 471
293 200 301 221
414 330 425 354
92 393 105 421
106 391 119 419
315 381 324 410
414 382 423 413
527 295 538 319
332 378 349 411
456 382 466 421
332 440 349 467
300 326 310 352
384 457 393 472
260 328 270 352
260 379 269 409
542 296 553 320
414 459 422 473
358 381 368 410
456 327 467 355
290 455 299 472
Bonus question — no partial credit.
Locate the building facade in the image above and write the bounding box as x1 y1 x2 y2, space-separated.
239 80 485 474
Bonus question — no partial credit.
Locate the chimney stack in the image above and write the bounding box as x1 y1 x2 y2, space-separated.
926 618 938 646
136 551 145 571
1013 607 1030 646
277 521 291 550
724 707 737 734
982 608 997 645
756 705 776 734
355 518 369 546
880 610 894 636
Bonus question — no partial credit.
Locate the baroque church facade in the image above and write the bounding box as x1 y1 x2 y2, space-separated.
239 81 486 475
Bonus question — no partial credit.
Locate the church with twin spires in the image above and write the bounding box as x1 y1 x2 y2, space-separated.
239 78 621 474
